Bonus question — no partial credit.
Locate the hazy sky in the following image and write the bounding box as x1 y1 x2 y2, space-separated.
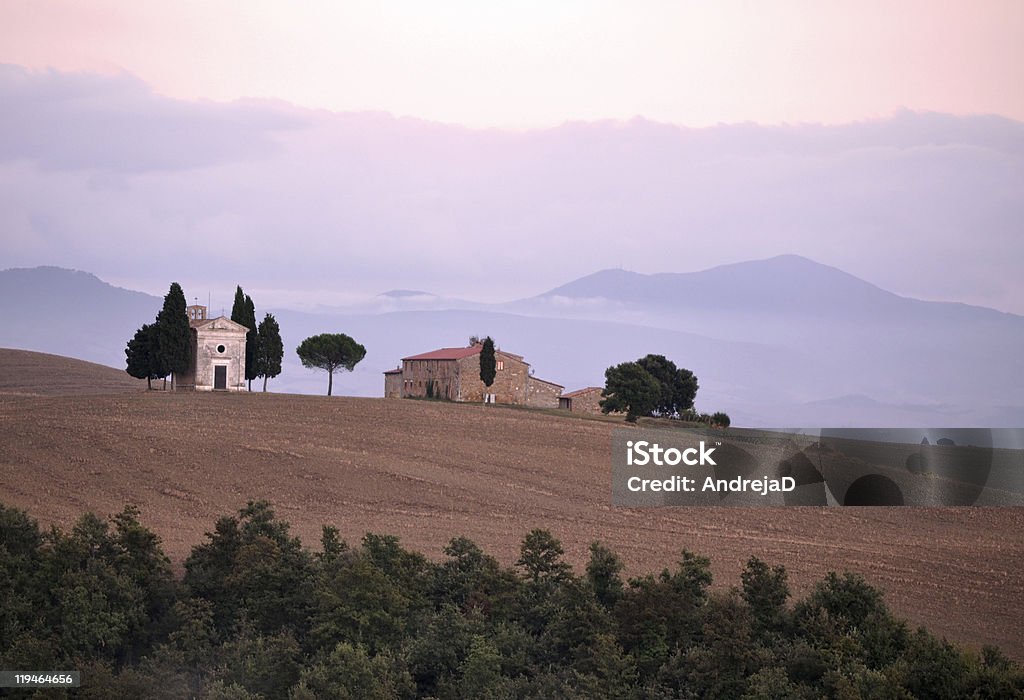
1 3 1022 315
1 1 1023 128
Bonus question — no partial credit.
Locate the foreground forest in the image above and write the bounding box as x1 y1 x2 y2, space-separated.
1 502 1021 699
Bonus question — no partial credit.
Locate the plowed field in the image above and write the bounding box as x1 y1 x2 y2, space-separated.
0 350 1021 657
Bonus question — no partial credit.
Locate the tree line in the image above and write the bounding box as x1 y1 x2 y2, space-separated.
124 282 192 390
124 280 371 396
125 284 283 391
1 501 1019 698
229 286 283 392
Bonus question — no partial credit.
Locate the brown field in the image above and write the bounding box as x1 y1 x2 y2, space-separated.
0 350 1021 658
0 348 147 396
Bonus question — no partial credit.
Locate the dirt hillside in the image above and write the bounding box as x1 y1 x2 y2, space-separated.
0 388 1021 658
0 348 147 396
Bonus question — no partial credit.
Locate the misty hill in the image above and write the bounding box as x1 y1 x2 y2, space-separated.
539 255 894 313
529 254 1019 324
513 255 1024 415
0 267 163 367
2 262 1021 427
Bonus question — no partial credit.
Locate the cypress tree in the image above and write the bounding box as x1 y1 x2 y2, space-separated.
125 323 164 390
243 295 257 390
230 286 258 391
156 282 192 390
230 286 246 326
255 313 284 392
479 336 496 403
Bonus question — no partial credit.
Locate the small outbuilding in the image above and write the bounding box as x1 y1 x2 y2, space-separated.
559 387 606 414
383 367 403 398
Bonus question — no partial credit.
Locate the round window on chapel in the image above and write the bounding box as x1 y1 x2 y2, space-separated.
217 344 226 354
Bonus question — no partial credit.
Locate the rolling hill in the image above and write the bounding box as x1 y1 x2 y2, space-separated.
0 348 146 396
0 378 1021 658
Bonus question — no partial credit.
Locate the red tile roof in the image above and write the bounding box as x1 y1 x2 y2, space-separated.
402 345 482 361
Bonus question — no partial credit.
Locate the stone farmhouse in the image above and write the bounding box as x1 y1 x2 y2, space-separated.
559 386 606 414
384 341 563 408
175 305 248 391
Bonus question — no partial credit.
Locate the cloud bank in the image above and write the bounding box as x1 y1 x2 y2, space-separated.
1 65 1022 313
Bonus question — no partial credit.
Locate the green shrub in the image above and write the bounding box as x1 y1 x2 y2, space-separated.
2 502 1019 698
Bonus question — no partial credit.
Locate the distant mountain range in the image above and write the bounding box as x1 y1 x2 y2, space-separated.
521 255 1018 327
1 259 1021 427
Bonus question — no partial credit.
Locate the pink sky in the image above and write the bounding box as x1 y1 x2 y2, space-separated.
2 1 1022 128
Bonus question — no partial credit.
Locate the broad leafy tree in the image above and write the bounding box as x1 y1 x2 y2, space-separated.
479 336 496 402
741 557 790 638
516 529 571 585
255 313 284 392
156 282 192 389
711 411 731 428
296 333 366 396
125 323 165 389
636 354 699 416
184 500 313 639
586 542 625 609
600 361 661 422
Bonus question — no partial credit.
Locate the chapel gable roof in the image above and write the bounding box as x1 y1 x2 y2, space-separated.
190 316 250 333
